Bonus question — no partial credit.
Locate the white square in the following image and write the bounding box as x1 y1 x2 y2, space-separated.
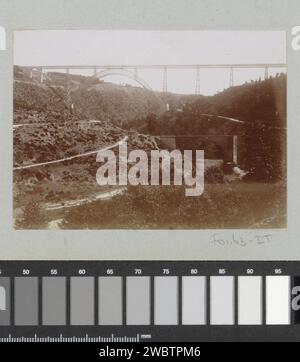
266 276 290 325
210 276 235 325
238 276 262 325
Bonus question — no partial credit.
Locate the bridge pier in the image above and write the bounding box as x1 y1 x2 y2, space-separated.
162 66 168 93
233 135 238 164
195 67 201 95
265 66 269 79
134 67 138 81
65 68 72 109
40 68 44 83
229 67 234 87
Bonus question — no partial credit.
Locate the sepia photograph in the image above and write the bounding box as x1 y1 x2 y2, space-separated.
13 30 287 229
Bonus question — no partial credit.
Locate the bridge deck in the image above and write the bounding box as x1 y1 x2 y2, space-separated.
20 63 287 70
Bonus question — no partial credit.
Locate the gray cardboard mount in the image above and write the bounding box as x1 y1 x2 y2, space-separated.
0 0 299 260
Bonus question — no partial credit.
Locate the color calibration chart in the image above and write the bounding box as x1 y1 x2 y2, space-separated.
0 261 300 342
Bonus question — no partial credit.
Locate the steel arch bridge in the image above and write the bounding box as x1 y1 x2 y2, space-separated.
25 63 286 95
94 68 153 90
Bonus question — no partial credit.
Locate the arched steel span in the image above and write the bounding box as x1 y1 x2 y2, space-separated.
24 63 287 94
94 68 167 112
95 68 153 90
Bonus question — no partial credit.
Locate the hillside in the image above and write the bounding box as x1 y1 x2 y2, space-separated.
71 82 165 126
146 74 286 134
14 121 124 166
14 66 194 126
185 74 286 127
13 68 160 223
14 66 286 129
144 74 287 181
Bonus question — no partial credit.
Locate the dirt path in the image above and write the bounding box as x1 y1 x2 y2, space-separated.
200 113 244 124
13 119 105 129
45 187 127 211
13 135 128 170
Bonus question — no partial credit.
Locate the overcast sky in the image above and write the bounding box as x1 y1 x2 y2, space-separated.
14 30 286 95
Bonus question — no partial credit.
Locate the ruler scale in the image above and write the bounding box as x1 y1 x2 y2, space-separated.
0 261 300 341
